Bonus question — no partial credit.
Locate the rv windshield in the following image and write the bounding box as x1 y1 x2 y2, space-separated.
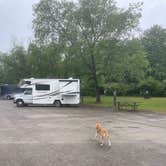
24 88 32 95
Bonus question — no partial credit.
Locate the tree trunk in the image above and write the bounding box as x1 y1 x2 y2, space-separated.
91 56 101 103
96 86 101 103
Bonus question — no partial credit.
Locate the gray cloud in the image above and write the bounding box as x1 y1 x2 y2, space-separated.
117 0 166 29
0 0 166 52
0 0 39 52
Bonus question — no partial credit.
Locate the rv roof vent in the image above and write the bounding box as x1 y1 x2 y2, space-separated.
68 77 73 79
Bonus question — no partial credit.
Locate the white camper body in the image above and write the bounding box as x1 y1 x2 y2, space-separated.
14 78 80 107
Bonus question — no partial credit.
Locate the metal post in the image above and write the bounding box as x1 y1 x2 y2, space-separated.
113 90 117 111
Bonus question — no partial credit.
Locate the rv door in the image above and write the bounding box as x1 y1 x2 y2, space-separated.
23 88 33 104
33 84 51 104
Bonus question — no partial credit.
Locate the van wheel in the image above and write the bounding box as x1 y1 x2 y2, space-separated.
54 100 61 107
16 100 24 107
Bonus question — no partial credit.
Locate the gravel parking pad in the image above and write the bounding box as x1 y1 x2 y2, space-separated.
0 100 166 166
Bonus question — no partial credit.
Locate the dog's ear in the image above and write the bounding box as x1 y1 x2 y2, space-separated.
96 122 102 125
96 122 101 129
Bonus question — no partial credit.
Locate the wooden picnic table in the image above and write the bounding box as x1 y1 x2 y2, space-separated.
117 101 140 111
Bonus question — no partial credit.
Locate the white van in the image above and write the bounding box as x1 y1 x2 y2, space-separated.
14 78 80 107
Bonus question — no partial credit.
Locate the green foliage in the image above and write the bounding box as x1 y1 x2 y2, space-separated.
0 0 165 99
138 77 166 97
27 43 63 77
104 78 166 97
116 39 149 83
33 0 142 102
104 82 130 96
125 40 148 81
142 25 166 80
0 46 29 83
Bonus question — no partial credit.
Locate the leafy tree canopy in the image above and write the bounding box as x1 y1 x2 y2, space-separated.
33 0 142 102
142 25 166 80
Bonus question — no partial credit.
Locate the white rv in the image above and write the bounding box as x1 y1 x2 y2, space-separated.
13 78 80 107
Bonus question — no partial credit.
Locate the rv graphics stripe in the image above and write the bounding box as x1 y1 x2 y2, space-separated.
35 81 76 98
33 91 80 100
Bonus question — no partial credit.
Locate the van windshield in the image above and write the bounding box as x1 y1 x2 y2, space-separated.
23 88 32 95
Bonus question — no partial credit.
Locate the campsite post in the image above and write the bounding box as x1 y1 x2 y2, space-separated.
113 90 117 111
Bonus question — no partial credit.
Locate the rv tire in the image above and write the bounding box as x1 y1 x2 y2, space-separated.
16 99 24 107
54 100 61 107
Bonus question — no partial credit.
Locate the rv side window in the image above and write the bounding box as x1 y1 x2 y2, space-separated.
35 84 50 91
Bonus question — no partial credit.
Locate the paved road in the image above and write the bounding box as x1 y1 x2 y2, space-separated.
0 100 166 166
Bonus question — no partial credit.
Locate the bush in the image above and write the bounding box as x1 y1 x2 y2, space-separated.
138 77 166 97
81 87 96 96
81 78 166 97
104 83 130 96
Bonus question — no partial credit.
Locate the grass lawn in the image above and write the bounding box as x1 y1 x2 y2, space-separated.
83 96 166 113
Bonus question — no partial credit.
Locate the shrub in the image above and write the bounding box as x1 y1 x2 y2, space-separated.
138 77 166 97
104 83 130 96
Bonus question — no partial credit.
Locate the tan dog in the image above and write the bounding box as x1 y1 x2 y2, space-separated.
95 122 111 146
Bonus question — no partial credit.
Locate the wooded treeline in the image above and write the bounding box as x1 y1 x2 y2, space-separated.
0 0 166 101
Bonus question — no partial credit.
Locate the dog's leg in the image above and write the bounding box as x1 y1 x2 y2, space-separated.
95 132 98 139
108 138 111 147
100 137 104 146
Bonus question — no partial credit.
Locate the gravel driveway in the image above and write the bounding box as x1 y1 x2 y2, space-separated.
0 100 166 166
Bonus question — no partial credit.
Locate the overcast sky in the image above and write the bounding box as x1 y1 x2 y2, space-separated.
0 0 166 52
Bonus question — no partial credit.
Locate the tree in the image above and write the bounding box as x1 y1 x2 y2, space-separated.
0 52 5 83
118 39 149 83
0 46 29 83
142 25 166 80
100 39 149 95
27 43 63 78
33 0 142 102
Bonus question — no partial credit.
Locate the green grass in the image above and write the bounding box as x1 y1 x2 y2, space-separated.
83 96 166 113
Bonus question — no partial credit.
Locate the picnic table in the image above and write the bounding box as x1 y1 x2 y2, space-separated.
117 101 140 111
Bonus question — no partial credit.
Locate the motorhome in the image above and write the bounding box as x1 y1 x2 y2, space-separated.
13 78 80 107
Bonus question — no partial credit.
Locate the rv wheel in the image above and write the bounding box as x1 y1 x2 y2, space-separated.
54 100 61 107
16 99 24 107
